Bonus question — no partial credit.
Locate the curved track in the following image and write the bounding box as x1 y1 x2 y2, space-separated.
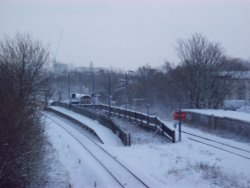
182 131 250 160
43 112 150 188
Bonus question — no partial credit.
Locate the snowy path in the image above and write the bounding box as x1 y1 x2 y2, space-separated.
44 112 150 188
111 117 169 145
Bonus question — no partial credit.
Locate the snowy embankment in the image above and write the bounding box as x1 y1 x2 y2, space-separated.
106 135 250 188
44 115 124 188
44 108 250 188
48 106 122 146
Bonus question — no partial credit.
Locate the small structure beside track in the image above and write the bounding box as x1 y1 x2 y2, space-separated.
183 109 250 139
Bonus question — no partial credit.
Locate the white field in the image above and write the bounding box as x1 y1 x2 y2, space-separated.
44 107 250 188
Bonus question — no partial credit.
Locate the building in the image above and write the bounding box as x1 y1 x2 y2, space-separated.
53 62 68 75
225 71 250 105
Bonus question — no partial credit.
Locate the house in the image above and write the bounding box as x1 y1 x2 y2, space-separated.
226 71 250 101
225 71 250 107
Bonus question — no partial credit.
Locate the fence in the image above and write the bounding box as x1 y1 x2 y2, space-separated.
50 102 131 146
80 104 176 143
184 111 250 139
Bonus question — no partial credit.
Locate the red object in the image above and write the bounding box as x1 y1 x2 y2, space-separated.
173 111 187 121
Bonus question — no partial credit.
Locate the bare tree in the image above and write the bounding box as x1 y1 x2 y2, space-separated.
0 34 50 186
173 33 233 108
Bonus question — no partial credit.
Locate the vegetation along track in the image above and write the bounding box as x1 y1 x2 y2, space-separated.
42 112 150 188
182 131 250 160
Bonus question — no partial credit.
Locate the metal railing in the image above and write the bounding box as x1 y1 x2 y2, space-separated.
50 102 131 146
80 104 176 143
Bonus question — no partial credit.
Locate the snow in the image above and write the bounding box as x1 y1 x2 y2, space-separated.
223 99 246 110
106 135 250 188
48 106 122 146
237 105 250 114
44 115 122 188
111 117 169 145
182 123 250 151
184 109 250 123
44 107 250 188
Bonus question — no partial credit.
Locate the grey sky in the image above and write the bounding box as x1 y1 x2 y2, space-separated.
0 0 249 70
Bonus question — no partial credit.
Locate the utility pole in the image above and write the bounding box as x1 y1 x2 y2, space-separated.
54 30 64 60
107 71 111 117
90 61 95 104
92 71 95 104
178 108 182 142
125 73 128 110
124 70 135 110
146 68 154 114
67 70 71 99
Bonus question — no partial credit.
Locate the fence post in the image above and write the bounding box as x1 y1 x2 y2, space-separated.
127 133 131 146
128 112 131 122
155 117 157 128
178 108 182 142
172 131 176 143
211 114 215 130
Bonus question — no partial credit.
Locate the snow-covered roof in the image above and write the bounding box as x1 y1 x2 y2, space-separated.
71 93 91 98
184 109 250 123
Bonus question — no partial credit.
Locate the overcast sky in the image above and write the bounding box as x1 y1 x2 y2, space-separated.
0 0 249 70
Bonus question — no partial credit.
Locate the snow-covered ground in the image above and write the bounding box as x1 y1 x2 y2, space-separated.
44 115 123 188
112 117 169 145
237 105 250 114
44 108 250 188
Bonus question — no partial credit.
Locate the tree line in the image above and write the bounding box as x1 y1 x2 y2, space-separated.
52 33 250 114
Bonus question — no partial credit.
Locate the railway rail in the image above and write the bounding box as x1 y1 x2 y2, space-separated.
42 112 150 188
182 130 250 160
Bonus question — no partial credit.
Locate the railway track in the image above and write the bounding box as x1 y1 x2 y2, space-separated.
43 112 150 188
182 130 250 160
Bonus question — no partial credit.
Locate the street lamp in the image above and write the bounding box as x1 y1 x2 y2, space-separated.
84 71 96 104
